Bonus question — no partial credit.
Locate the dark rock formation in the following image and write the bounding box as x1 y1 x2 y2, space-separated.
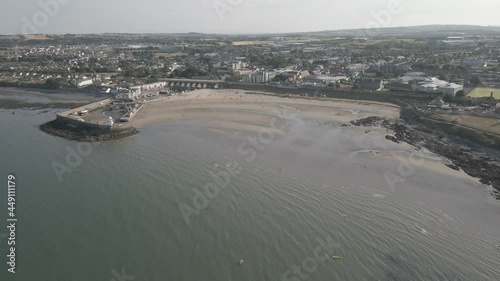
352 116 500 200
385 135 399 143
40 120 138 142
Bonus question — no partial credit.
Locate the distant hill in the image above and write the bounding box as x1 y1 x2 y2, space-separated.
296 25 500 38
3 25 500 39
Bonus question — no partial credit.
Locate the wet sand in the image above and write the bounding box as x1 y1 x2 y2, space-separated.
128 89 483 182
129 89 401 131
0 87 107 109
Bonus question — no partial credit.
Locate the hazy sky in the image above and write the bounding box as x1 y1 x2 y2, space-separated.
1 0 499 34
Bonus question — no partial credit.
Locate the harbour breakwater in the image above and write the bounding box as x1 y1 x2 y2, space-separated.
351 116 500 200
40 98 138 141
40 119 137 142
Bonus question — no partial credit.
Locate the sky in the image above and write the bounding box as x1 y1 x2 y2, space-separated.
0 0 499 35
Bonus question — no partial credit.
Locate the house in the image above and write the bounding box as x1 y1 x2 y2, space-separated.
242 71 272 83
417 77 463 95
387 81 417 92
427 98 447 109
73 79 93 88
115 92 135 101
302 75 349 84
463 61 487 68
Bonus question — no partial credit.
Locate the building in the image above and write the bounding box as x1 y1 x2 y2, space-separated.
231 61 247 71
438 84 464 95
115 92 135 101
387 83 417 92
130 86 142 98
417 77 463 95
303 75 349 84
242 71 272 83
276 70 310 81
468 71 500 88
76 79 94 88
380 63 410 74
427 98 447 109
346 64 368 76
74 79 93 88
463 61 488 68
367 63 410 74
141 82 167 91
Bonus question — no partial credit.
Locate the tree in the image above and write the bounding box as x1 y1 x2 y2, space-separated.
470 75 481 87
455 90 465 98
302 61 311 70
439 74 448 81
44 78 66 89
443 93 453 103
273 74 288 82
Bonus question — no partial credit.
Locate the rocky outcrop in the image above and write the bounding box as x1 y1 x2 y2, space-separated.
40 120 138 142
385 135 399 143
352 116 500 200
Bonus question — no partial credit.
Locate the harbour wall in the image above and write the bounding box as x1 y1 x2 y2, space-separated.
55 98 113 134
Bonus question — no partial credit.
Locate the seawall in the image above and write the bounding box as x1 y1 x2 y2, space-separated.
41 98 138 141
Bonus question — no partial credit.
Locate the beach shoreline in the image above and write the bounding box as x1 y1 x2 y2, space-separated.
9 88 500 198
128 89 401 130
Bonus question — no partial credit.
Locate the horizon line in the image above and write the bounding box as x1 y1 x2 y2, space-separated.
2 24 500 37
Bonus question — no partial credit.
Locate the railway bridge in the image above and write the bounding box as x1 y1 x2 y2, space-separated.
159 78 224 90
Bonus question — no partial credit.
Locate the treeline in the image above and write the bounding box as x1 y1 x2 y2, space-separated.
168 65 208 78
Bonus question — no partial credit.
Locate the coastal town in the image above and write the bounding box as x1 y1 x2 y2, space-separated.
3 28 500 133
1 28 499 96
2 0 500 279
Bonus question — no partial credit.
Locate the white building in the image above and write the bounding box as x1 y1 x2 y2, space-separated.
141 82 167 91
303 75 349 84
75 79 93 88
115 92 135 101
463 60 488 68
242 71 271 83
130 86 142 98
346 64 369 74
417 77 463 95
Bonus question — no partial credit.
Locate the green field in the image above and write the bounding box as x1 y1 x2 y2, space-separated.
467 87 500 99
154 52 185 58
437 114 500 135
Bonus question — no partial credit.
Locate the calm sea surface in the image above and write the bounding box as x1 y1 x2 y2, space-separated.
0 108 499 281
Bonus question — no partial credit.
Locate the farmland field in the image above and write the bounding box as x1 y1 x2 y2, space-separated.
154 52 185 58
467 87 500 99
436 114 500 135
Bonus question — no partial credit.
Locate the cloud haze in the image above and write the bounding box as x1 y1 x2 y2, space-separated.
0 0 499 34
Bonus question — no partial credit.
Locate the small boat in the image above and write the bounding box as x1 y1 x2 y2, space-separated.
332 256 342 260
237 260 244 265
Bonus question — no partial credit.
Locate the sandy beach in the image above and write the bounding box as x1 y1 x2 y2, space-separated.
129 89 401 132
128 89 490 183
